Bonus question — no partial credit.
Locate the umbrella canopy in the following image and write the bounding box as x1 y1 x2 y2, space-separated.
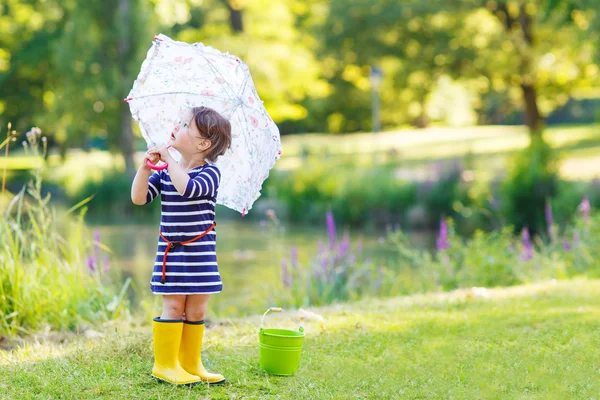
126 34 281 215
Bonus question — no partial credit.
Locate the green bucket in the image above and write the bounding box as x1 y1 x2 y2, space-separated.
258 307 305 376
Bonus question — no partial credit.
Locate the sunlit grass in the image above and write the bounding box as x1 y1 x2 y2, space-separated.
277 124 600 176
1 279 599 399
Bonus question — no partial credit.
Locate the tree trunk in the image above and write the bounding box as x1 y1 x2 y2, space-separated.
118 0 135 172
413 95 429 128
521 83 543 135
496 2 544 137
222 0 244 33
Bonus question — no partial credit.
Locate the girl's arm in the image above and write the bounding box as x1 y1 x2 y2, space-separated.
131 153 160 205
182 166 220 198
149 149 189 196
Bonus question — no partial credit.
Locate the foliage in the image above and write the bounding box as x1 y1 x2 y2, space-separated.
0 127 130 336
265 160 468 228
323 0 600 133
273 211 380 308
500 137 559 235
2 0 599 143
272 199 600 308
72 168 160 221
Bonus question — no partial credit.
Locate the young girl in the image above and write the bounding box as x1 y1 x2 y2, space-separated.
131 106 232 385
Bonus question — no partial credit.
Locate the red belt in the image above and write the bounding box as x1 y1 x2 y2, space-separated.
158 223 216 284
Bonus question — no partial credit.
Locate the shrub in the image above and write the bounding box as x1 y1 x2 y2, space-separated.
501 137 559 235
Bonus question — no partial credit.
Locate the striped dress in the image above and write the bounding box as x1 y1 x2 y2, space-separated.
145 163 223 295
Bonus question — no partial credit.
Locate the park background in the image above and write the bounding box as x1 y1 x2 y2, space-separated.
2 1 600 398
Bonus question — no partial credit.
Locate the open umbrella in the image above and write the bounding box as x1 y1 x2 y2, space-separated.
125 34 281 215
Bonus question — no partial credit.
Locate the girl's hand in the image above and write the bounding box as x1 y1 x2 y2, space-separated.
143 151 160 170
148 146 173 163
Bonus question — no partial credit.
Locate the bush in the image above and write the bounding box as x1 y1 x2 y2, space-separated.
501 137 559 235
73 168 160 221
265 161 469 229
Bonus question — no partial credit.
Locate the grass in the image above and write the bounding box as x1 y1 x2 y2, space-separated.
2 279 600 399
279 124 600 178
0 130 129 336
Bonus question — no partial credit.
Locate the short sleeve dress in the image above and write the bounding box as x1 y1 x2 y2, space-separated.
145 163 223 295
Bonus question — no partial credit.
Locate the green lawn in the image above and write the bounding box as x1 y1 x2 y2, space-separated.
279 124 600 179
2 279 600 399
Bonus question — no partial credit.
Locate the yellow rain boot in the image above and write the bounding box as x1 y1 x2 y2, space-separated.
179 320 226 384
152 318 202 385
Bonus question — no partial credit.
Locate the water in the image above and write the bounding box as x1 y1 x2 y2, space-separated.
94 220 434 317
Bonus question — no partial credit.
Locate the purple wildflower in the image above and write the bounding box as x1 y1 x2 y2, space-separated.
338 232 350 258
326 211 336 250
291 247 299 269
579 197 591 222
436 218 449 251
93 229 101 250
87 255 97 272
281 260 291 288
521 227 533 261
563 241 572 251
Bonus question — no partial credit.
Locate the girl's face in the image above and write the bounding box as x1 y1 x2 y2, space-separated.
169 110 211 155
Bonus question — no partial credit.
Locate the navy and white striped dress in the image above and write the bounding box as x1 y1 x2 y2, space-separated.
145 163 223 295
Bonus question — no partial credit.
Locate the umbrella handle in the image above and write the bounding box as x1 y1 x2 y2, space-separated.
146 159 168 170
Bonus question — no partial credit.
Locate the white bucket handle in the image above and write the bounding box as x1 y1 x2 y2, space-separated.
260 307 304 333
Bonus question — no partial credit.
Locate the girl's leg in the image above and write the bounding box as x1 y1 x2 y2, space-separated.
152 294 201 384
179 294 225 383
161 295 186 320
183 294 211 321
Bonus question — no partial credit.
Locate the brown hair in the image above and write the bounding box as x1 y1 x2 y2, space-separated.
191 106 232 163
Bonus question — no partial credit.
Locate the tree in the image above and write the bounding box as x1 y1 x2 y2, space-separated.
323 0 479 131
168 0 329 126
220 0 244 33
48 0 154 171
323 0 600 134
0 0 65 133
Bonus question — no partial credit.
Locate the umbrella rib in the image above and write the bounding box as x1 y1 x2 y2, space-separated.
238 104 254 158
237 75 249 98
202 56 240 100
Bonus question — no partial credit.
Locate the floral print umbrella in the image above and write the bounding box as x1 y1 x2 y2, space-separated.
125 34 281 215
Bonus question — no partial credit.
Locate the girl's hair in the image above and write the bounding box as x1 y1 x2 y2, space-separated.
191 106 232 163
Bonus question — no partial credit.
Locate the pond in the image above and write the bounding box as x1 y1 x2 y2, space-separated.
94 218 435 317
